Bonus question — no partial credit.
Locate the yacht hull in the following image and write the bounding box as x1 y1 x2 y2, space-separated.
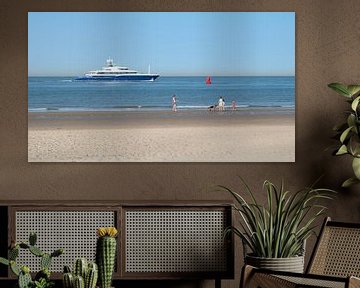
75 74 159 81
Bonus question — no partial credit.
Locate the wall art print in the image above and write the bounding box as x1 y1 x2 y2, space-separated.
28 12 295 162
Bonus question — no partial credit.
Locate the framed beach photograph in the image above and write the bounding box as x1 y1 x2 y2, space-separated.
28 12 295 162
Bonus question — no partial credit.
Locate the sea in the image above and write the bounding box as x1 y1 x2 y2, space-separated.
28 76 295 112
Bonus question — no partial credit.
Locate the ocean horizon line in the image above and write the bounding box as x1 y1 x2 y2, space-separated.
28 75 295 78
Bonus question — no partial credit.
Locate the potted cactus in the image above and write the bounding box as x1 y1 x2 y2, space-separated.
62 258 98 288
0 232 63 288
96 227 118 288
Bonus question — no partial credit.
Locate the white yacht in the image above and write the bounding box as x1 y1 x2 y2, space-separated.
76 58 159 81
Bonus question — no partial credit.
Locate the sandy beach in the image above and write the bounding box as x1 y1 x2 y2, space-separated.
28 110 295 162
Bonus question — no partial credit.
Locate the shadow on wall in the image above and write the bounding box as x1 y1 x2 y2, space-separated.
297 101 354 192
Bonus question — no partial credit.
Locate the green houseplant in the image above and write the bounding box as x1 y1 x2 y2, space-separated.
328 83 360 187
221 179 334 272
0 232 63 288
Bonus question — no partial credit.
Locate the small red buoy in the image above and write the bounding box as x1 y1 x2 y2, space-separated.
206 76 212 85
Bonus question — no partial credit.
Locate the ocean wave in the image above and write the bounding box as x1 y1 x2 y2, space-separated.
242 104 295 108
111 105 143 109
177 105 209 109
28 108 49 112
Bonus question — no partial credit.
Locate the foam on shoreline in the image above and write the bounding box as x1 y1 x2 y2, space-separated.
28 105 295 113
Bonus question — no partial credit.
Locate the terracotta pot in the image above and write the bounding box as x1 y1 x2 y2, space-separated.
245 254 304 273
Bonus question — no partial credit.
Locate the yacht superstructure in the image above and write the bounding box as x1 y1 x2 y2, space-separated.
76 58 159 81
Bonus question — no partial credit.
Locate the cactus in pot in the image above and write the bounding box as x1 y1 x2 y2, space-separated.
73 275 85 288
74 258 88 280
62 266 74 288
96 227 118 288
19 266 32 288
85 262 98 288
0 232 63 288
62 259 98 288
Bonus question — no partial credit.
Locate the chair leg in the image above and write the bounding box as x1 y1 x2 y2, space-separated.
240 265 255 288
349 276 360 288
215 278 221 288
240 265 296 288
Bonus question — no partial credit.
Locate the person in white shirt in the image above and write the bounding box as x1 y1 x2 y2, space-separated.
172 94 177 112
218 96 224 111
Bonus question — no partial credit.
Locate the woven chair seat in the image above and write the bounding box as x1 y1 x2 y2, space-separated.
241 218 360 288
277 275 347 288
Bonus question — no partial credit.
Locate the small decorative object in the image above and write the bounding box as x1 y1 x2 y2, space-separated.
62 258 98 288
96 227 118 288
0 232 64 288
220 178 334 273
328 82 360 187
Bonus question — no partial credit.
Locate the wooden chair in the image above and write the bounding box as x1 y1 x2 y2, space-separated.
241 217 360 288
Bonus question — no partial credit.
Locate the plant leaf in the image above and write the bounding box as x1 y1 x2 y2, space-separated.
342 177 360 188
340 126 353 143
347 85 360 97
351 96 360 111
349 135 360 157
0 257 9 266
336 145 348 155
328 83 351 98
352 157 360 179
10 261 20 276
347 114 356 128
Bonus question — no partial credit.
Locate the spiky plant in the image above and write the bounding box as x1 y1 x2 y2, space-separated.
96 227 118 288
221 179 335 258
0 232 63 288
32 278 54 288
63 260 98 288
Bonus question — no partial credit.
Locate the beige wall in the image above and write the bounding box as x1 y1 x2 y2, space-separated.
1 1 360 287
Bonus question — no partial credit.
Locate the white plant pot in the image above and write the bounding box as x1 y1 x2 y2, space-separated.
245 254 305 273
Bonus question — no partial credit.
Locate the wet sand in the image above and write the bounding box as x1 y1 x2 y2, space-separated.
28 110 295 162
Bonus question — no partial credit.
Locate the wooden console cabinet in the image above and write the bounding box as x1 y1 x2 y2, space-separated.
0 201 234 288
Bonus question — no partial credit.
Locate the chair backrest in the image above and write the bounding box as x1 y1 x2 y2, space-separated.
307 217 360 277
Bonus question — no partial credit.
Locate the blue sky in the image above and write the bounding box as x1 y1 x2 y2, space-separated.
28 12 295 77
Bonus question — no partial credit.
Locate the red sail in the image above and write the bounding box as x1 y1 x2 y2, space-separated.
206 76 212 85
